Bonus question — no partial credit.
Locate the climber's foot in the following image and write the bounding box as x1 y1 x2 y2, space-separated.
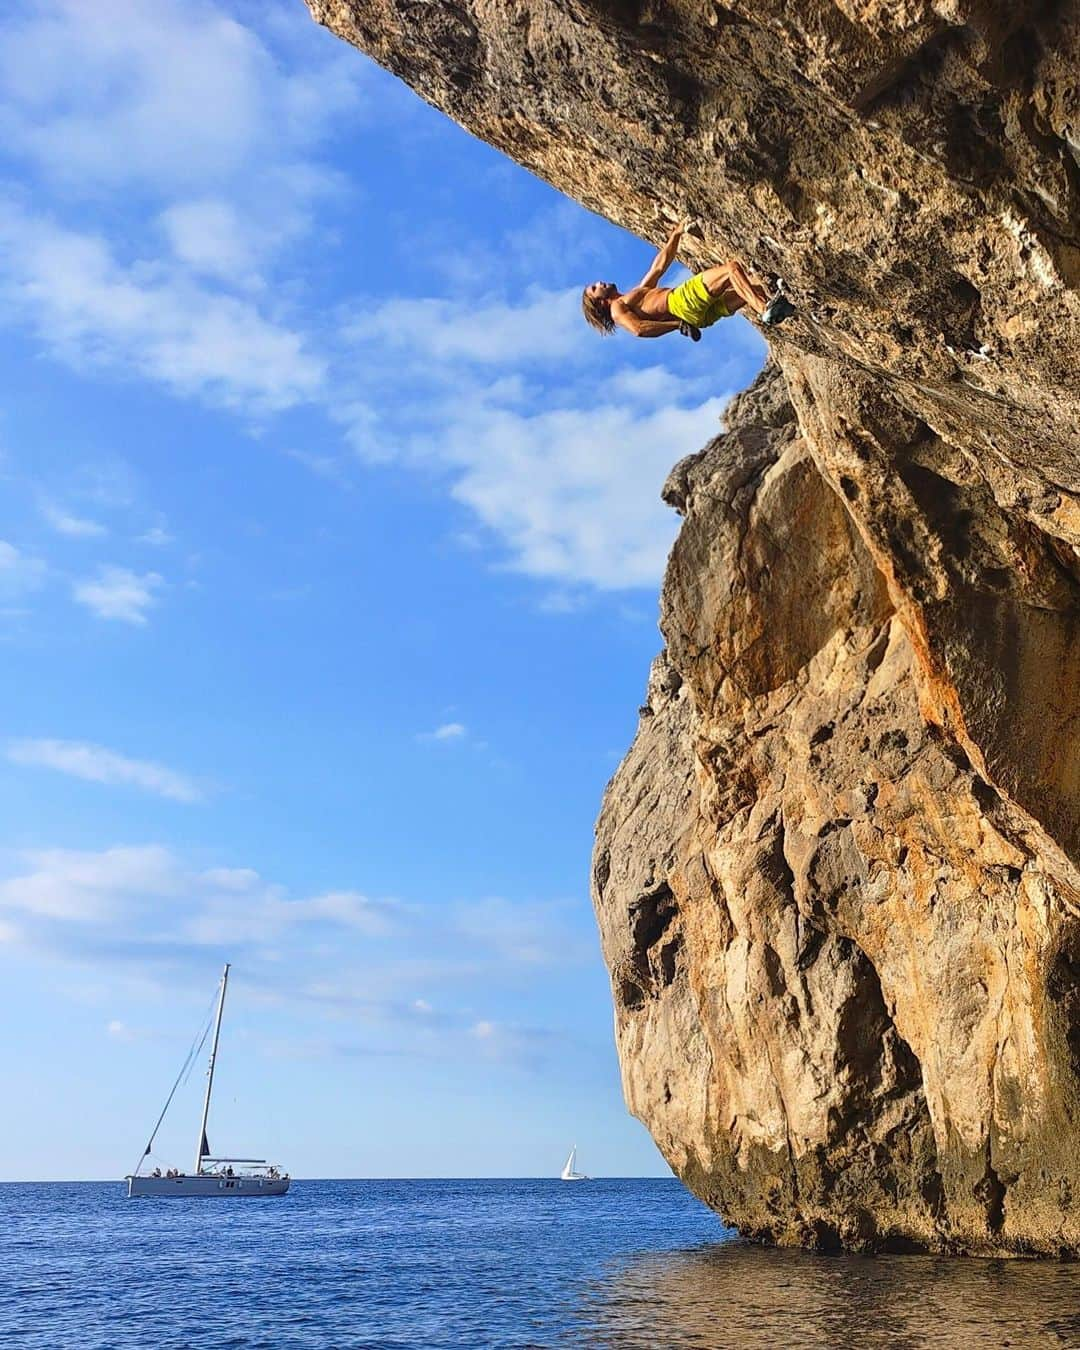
678 320 702 342
761 294 797 327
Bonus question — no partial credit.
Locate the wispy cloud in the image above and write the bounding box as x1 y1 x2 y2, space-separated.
417 722 468 744
7 738 204 803
0 844 181 922
41 503 107 537
283 447 354 486
184 881 401 947
158 198 260 287
468 1017 555 1068
0 842 588 1070
0 844 589 979
0 846 389 943
0 0 361 208
0 539 46 596
0 204 326 416
350 287 590 367
0 0 357 418
453 896 580 966
435 394 730 589
0 837 591 1069
72 565 162 624
137 525 173 547
337 286 754 589
0 0 766 599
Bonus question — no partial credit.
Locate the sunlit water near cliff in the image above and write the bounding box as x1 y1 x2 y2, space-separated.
4 1179 1079 1347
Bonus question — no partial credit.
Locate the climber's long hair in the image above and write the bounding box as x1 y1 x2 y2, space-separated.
581 288 615 334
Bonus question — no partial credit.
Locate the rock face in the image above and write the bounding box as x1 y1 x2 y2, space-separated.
598 366 1080 1252
306 0 1080 1252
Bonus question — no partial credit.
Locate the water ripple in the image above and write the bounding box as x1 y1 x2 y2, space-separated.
2 1180 1077 1347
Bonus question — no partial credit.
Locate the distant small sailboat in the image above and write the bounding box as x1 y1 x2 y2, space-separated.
125 963 289 1198
560 1145 589 1181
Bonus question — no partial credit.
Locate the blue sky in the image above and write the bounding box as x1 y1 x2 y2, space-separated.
0 0 765 1180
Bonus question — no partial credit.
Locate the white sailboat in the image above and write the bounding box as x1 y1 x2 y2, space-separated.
126 964 289 1198
560 1145 589 1181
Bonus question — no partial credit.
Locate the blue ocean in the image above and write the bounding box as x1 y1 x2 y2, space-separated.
3 1179 1079 1348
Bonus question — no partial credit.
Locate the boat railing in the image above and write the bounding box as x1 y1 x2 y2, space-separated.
137 1162 288 1180
199 1157 288 1178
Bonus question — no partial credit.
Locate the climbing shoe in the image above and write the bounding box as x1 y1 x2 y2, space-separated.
761 295 797 327
678 320 702 342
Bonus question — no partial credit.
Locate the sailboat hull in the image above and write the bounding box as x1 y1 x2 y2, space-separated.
126 1174 289 1198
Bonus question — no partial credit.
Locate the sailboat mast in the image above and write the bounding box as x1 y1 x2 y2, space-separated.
194 963 230 1174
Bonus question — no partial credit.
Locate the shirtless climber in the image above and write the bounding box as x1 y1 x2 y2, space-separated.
581 220 795 340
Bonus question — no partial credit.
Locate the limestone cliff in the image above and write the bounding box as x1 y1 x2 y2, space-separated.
306 0 1080 1252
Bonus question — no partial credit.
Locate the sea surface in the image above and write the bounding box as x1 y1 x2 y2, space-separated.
3 1179 1080 1348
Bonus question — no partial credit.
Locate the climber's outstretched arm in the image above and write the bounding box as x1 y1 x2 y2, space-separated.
637 220 686 289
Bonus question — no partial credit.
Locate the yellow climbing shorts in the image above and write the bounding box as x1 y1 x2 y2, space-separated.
667 273 729 329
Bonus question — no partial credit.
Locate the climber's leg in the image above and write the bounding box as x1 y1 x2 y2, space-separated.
698 260 771 316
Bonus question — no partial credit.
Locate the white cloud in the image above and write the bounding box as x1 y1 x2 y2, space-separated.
7 738 204 803
73 565 162 624
280 890 399 935
0 845 404 960
137 526 173 547
200 867 260 893
159 198 260 286
0 0 357 416
0 0 360 202
535 589 590 615
284 448 354 485
603 363 707 404
183 889 399 947
0 0 763 599
0 842 584 1068
0 539 46 596
70 460 138 509
0 844 180 921
331 399 385 463
501 200 610 285
41 503 107 537
0 844 582 975
466 1016 553 1067
438 394 730 589
338 282 754 589
452 897 579 966
417 722 468 744
0 205 325 415
352 288 589 366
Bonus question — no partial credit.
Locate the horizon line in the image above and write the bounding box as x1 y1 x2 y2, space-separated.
1 1174 680 1185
